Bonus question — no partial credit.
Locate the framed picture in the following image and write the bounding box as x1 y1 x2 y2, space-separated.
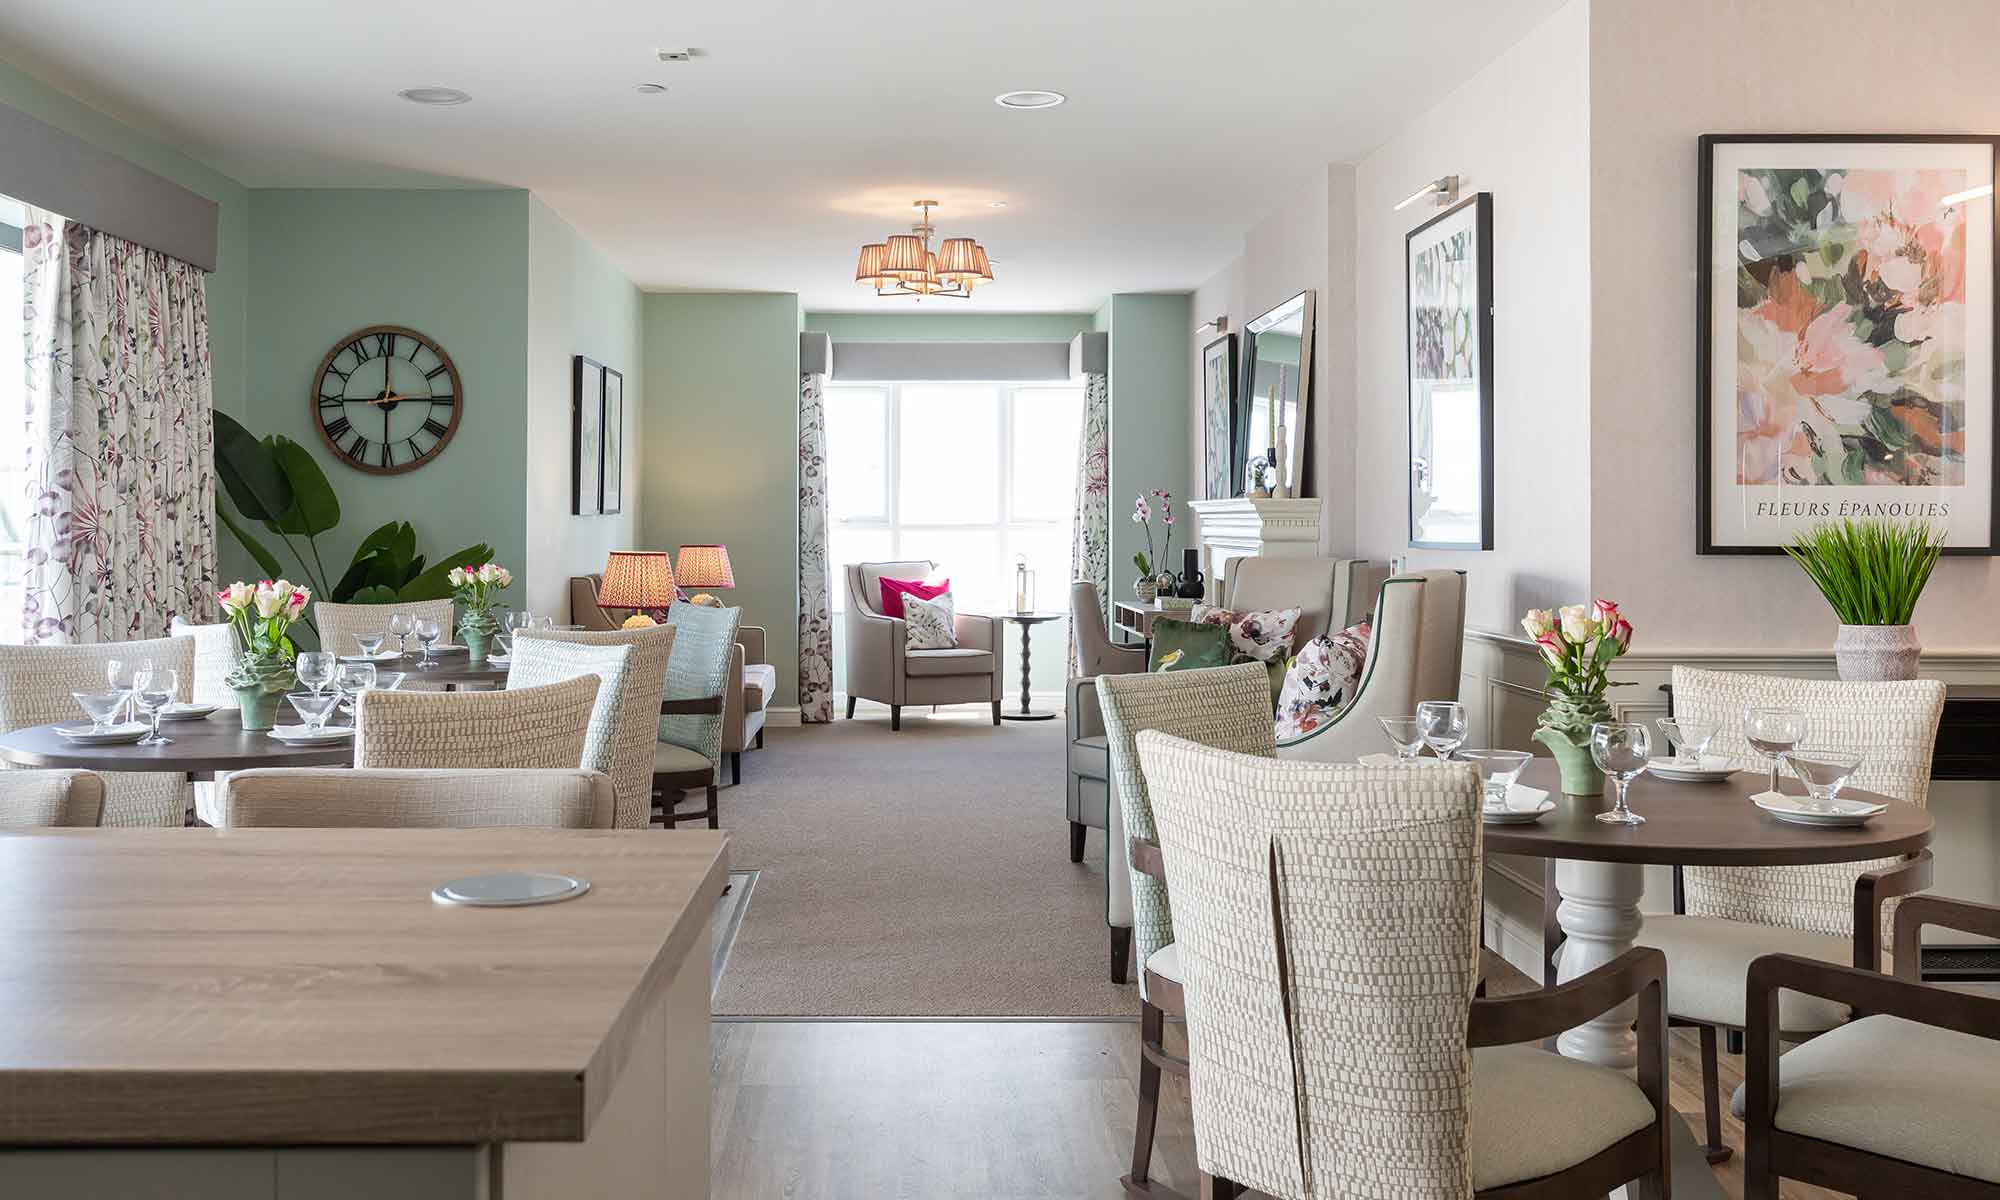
1200 333 1237 499
571 355 604 515
1406 192 1494 550
1698 134 1999 554
600 365 624 515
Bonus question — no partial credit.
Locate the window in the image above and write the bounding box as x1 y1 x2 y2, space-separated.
826 380 1084 696
0 201 25 644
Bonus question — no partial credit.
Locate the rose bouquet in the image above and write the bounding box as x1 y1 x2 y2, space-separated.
449 562 514 660
1523 599 1634 794
219 579 310 728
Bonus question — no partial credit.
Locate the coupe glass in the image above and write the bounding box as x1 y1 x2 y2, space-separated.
295 651 336 697
1378 716 1425 764
286 690 341 733
354 631 387 658
387 612 414 655
106 658 141 723
1590 722 1651 825
1785 748 1865 811
1416 700 1468 760
1459 749 1534 811
131 666 178 747
72 690 127 732
1656 717 1718 764
1744 706 1806 794
336 660 376 696
413 617 442 667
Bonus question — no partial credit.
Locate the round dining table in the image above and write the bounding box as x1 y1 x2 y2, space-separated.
0 710 355 778
1492 758 1933 1070
356 649 510 690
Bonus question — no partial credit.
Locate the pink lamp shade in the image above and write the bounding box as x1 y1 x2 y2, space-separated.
675 544 735 590
597 551 678 610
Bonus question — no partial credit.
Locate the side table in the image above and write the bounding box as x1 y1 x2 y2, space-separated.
997 611 1063 721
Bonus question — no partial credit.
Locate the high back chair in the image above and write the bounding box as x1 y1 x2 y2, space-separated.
170 617 239 707
654 601 741 829
1137 733 1670 1200
1064 580 1147 862
0 637 195 826
217 767 615 828
353 676 599 771
314 598 453 660
842 560 1000 729
1218 555 1388 646
508 625 673 828
0 769 106 827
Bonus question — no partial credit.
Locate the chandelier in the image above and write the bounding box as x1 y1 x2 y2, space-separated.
854 200 993 299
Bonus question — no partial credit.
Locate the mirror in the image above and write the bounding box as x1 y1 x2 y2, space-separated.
1234 290 1314 497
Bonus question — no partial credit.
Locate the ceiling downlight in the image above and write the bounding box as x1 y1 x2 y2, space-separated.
994 90 1065 110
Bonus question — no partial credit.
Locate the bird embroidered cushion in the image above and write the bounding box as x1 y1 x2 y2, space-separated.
904 592 959 650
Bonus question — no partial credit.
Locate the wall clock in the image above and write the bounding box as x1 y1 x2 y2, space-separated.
311 324 462 474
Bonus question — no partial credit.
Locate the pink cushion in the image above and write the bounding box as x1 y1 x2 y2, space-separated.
879 576 950 619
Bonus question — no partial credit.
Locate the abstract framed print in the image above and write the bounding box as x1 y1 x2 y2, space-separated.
1406 192 1494 550
1201 332 1237 499
600 365 624 515
1698 134 2000 554
571 355 604 515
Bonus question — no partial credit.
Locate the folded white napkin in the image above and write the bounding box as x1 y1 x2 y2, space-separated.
1356 752 1454 768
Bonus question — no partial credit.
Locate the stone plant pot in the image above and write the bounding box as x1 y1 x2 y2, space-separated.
1134 576 1158 604
1834 623 1921 681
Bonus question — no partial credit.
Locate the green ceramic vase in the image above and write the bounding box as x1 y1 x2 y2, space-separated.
1533 726 1605 797
228 654 296 732
460 610 499 663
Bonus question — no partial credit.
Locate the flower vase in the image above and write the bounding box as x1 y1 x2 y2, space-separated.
460 611 499 663
228 655 295 732
1533 726 1604 797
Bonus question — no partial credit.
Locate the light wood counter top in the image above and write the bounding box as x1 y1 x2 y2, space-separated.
0 828 728 1147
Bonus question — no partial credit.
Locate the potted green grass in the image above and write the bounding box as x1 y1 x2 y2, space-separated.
1783 518 1943 681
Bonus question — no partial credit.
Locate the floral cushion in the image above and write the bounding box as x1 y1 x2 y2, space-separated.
904 592 958 650
1190 603 1301 664
1274 618 1372 742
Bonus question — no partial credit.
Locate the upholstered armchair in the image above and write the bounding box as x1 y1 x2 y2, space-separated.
842 560 1000 730
1217 554 1388 645
1274 568 1468 763
1064 581 1145 863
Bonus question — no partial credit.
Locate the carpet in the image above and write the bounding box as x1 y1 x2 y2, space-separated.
709 705 1136 1018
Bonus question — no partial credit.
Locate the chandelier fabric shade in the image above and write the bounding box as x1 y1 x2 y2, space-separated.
854 243 892 288
854 201 993 300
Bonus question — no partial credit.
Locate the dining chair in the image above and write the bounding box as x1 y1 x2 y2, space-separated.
216 767 615 828
1136 732 1670 1199
0 769 106 827
1745 893 2000 1197
353 675 600 771
1095 662 1276 1192
170 617 239 707
1066 580 1146 863
1631 666 1945 1163
508 625 674 828
314 598 454 661
0 637 195 826
655 600 742 829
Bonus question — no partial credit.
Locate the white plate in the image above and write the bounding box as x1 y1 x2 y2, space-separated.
1752 791 1885 828
1645 754 1736 782
54 722 149 744
268 725 356 743
338 651 403 663
1483 784 1555 825
487 654 511 666
1356 752 1452 768
159 703 220 722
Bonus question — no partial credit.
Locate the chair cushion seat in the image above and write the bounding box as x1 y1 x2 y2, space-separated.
1469 1044 1656 1190
1764 1014 2000 1184
1637 914 1851 1031
1069 735 1108 781
653 742 712 776
904 648 994 677
741 662 775 712
1143 942 1180 985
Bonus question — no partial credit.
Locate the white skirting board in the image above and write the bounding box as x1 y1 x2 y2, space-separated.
765 706 802 728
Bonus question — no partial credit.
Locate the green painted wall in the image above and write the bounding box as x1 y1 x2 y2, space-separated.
641 293 801 705
1106 294 1194 595
804 312 1093 342
244 189 531 607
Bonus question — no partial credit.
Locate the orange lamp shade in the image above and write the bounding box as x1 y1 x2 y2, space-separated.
880 234 928 280
854 242 892 289
597 551 677 610
934 237 982 284
675 544 735 590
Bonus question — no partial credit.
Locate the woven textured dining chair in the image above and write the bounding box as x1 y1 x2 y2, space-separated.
1137 732 1669 1200
508 625 674 829
354 675 599 771
1633 665 1945 1164
218 767 615 828
0 637 195 826
170 617 239 707
0 769 106 827
314 598 454 660
655 601 741 829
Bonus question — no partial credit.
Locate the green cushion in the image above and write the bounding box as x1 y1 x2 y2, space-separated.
1148 618 1232 672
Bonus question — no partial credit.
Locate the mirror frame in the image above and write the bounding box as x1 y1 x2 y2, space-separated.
1233 290 1315 498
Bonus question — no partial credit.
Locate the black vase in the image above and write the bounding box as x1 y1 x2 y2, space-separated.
1176 548 1205 599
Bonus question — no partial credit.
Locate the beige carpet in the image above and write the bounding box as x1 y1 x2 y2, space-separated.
710 704 1136 1018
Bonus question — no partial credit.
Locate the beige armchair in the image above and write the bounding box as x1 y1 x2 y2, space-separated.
1217 553 1389 645
842 561 1000 730
571 573 772 782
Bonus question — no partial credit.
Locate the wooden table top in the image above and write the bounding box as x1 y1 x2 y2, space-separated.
1484 758 1934 865
0 710 354 773
0 828 727 1146
362 649 511 688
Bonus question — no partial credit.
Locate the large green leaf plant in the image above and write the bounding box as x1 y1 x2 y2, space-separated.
213 411 494 642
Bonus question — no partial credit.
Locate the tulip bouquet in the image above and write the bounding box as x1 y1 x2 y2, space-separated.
218 580 309 726
1522 600 1634 794
449 562 514 660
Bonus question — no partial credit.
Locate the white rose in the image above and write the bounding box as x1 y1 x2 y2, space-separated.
447 567 466 587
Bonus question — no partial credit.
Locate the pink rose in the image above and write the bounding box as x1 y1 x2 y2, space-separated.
1609 617 1633 650
1590 598 1619 625
1535 632 1566 664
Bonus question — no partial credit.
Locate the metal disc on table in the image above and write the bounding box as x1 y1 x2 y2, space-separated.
431 872 591 907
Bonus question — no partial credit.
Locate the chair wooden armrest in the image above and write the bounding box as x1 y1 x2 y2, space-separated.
1128 836 1166 883
1891 893 2000 980
659 695 725 716
1852 849 1933 970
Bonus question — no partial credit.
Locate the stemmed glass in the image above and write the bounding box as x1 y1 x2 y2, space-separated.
71 691 127 732
502 610 530 637
295 652 336 698
286 691 341 734
1656 717 1718 764
413 617 443 668
387 612 414 656
1785 748 1865 812
1416 701 1468 760
354 631 387 659
1744 706 1806 794
106 658 140 724
335 662 376 718
131 666 178 747
1377 716 1425 765
1590 722 1651 825
1459 749 1534 812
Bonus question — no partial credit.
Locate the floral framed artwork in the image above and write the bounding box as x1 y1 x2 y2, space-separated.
1698 134 2000 554
1200 332 1236 499
1406 193 1494 550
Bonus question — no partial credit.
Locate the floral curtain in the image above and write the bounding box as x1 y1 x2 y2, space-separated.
1067 370 1109 673
21 212 218 644
796 370 834 722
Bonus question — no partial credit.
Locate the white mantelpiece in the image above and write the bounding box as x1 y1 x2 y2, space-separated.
1188 498 1324 599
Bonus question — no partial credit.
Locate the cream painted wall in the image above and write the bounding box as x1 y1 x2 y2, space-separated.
1588 0 2000 652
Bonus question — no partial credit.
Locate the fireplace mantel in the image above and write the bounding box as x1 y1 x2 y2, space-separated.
1187 498 1324 599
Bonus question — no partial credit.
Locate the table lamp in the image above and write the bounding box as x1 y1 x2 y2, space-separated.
675 544 734 608
598 551 677 627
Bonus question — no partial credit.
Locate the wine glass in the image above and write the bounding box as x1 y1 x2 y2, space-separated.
1785 748 1865 812
387 612 414 655
1416 700 1468 760
72 691 126 732
532 614 555 632
335 662 376 717
413 616 442 667
1656 717 1718 764
1377 717 1425 765
354 630 387 658
1459 749 1533 812
106 658 140 723
131 666 178 747
286 690 341 734
1744 706 1806 794
1590 722 1651 825
502 610 530 636
295 651 336 698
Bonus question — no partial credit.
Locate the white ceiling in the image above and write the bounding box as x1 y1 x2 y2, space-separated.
0 0 1564 312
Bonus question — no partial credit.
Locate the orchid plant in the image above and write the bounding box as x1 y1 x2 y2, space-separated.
1130 490 1176 579
449 562 514 641
1523 599 1634 753
218 579 309 688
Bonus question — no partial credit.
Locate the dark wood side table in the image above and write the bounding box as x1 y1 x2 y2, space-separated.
996 612 1063 721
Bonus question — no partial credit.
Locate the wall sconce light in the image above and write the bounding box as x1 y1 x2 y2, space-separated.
1393 175 1461 212
1195 315 1229 334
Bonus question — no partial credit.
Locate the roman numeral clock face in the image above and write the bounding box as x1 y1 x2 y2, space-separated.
312 325 462 474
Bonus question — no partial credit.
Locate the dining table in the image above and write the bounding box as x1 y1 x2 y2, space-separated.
1491 758 1933 1070
0 709 355 779
354 648 512 690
